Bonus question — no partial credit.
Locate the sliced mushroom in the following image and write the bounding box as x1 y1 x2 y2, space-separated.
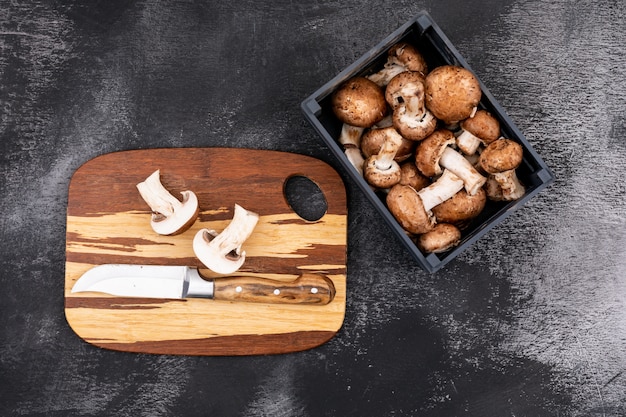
136 170 199 235
456 109 501 155
193 204 259 275
416 223 462 253
367 42 428 86
425 65 482 125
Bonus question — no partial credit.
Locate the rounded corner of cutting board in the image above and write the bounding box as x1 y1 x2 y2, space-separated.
64 147 348 356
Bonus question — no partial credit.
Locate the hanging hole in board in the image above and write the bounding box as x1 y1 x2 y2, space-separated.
283 175 328 222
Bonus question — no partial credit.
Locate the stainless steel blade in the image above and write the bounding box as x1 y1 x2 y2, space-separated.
71 264 214 299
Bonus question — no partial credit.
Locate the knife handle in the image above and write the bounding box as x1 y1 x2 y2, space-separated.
213 273 336 305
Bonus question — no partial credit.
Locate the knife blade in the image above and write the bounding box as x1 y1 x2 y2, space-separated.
71 264 336 305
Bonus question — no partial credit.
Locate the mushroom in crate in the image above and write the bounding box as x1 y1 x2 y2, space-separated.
424 65 482 125
331 76 388 172
455 109 501 156
479 138 526 201
385 71 437 141
367 42 429 87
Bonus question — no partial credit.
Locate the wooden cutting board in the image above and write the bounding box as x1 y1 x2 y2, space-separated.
64 148 347 355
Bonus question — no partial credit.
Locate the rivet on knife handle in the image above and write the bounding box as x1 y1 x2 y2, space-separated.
213 273 336 305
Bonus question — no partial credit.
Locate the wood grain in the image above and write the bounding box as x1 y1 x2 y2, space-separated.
64 148 347 355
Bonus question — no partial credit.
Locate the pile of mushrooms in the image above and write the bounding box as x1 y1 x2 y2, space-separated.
137 170 259 274
331 42 526 253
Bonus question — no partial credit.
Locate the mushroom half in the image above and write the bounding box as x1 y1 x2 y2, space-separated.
136 170 199 235
193 204 259 275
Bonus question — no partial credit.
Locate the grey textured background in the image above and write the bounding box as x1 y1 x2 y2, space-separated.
1 0 625 416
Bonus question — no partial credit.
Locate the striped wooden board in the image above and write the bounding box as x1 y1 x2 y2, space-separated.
64 148 347 355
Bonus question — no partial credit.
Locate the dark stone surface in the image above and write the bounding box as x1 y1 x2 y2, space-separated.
2 1 625 415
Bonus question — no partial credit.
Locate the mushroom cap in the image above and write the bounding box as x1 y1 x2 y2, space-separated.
363 156 401 189
361 127 415 162
479 138 524 174
385 71 425 111
425 65 482 124
460 109 500 144
399 162 431 192
331 77 387 128
415 129 456 177
431 187 486 224
416 223 461 253
386 184 435 235
388 42 428 76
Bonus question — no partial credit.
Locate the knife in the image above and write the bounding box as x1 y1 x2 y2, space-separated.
71 264 336 305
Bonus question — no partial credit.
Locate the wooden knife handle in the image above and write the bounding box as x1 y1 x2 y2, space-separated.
213 273 336 305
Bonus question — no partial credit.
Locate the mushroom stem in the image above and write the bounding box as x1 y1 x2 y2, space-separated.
137 170 184 216
456 129 482 155
372 134 401 170
367 64 407 87
439 147 487 195
339 124 365 147
417 169 465 212
344 146 365 176
493 169 526 200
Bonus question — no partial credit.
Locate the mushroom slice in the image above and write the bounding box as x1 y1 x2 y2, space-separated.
136 170 199 235
193 204 259 275
416 223 462 253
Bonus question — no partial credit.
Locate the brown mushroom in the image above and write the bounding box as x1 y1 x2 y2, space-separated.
485 170 526 201
367 42 428 86
431 187 487 225
332 77 388 147
386 169 464 235
425 65 482 125
415 129 487 195
479 138 526 201
416 223 462 253
399 162 430 191
363 133 402 189
456 109 501 155
361 126 415 163
385 71 437 141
